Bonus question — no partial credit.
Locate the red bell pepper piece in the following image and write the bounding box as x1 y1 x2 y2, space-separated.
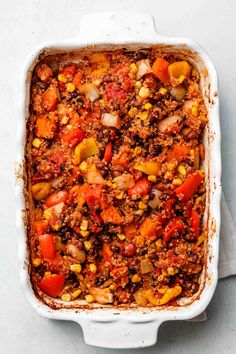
45 190 69 208
175 171 203 202
190 209 200 237
163 217 185 244
104 142 112 163
127 177 151 200
102 243 113 262
38 234 56 259
38 274 65 297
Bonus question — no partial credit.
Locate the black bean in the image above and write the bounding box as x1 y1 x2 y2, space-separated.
78 176 84 184
97 131 104 142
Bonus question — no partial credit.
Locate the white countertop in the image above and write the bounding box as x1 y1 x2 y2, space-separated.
1 0 236 353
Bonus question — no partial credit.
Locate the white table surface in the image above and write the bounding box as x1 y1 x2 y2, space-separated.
1 0 236 353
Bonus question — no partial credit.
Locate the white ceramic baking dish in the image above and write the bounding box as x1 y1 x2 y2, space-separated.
16 12 221 349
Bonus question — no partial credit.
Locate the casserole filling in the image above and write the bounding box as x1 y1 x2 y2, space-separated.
27 49 208 307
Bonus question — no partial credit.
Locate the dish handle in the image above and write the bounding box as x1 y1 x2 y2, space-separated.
77 12 159 42
76 317 162 349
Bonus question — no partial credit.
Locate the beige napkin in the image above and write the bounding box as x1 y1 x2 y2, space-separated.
190 193 236 321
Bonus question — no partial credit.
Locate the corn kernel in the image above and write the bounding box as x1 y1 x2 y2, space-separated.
89 264 97 273
67 82 75 92
32 258 42 267
144 102 152 110
58 74 67 83
130 63 138 73
133 146 142 156
167 267 175 275
79 161 87 172
92 79 101 86
140 111 148 121
128 107 138 118
106 180 113 187
117 233 126 241
44 271 52 277
71 289 81 299
159 87 167 95
190 149 195 160
148 175 157 183
139 86 150 98
85 294 94 303
80 219 88 231
109 284 115 290
156 239 162 249
172 178 183 186
164 171 173 180
43 210 52 220
178 165 186 176
178 75 185 83
61 116 69 125
70 264 82 273
112 183 117 189
99 99 104 106
167 163 175 171
135 81 142 89
84 241 92 251
61 293 71 302
80 230 89 238
116 191 124 200
191 101 199 117
158 274 164 282
138 201 147 210
135 209 144 216
131 274 141 283
32 138 42 148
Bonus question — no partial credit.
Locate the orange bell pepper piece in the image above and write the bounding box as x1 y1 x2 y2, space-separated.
152 57 170 84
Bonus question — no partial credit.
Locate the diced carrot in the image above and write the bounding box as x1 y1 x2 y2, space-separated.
103 142 112 163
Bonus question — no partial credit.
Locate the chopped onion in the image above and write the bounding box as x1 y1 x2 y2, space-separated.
170 85 187 102
113 173 135 190
80 83 100 102
158 115 182 133
85 164 105 185
148 189 161 209
67 244 86 262
136 59 152 80
90 287 113 304
140 258 154 274
101 113 120 128
183 100 193 114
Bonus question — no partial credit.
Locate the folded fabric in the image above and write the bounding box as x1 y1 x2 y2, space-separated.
189 193 236 322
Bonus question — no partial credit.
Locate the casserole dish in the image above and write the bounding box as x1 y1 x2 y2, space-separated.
16 12 221 348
